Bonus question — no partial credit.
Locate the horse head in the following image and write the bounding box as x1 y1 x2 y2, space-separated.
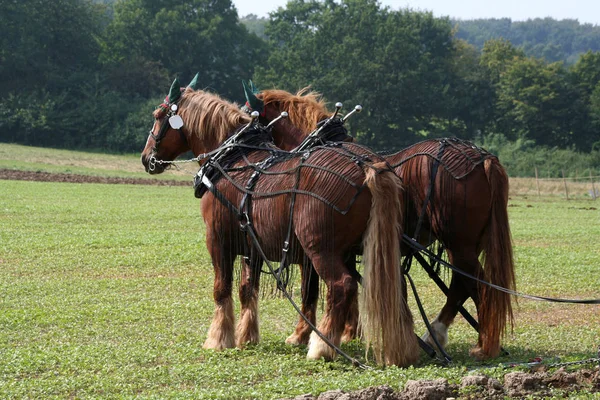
242 82 354 150
141 75 250 174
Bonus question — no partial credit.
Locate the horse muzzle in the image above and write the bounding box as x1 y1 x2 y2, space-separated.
141 154 165 175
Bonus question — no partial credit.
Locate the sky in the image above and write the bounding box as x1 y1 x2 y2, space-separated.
233 0 600 25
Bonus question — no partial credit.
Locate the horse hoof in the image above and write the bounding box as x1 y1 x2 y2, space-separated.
307 349 335 361
286 332 310 345
307 332 336 361
469 346 489 360
470 345 500 360
421 320 448 349
340 333 353 344
285 334 301 345
203 335 235 350
203 340 230 350
340 328 357 343
236 336 259 348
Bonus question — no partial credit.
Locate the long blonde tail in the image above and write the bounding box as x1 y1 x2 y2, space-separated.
479 158 516 357
359 162 420 367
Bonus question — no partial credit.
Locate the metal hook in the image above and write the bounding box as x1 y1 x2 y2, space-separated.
239 111 260 133
266 111 288 128
331 102 343 119
342 105 362 123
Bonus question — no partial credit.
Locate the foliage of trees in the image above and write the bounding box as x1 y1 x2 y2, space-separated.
254 0 461 148
0 0 264 152
453 18 600 64
255 3 600 153
0 0 599 173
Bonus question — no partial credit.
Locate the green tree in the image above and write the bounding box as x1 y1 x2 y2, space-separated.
454 17 600 64
571 51 600 150
0 0 113 148
256 0 458 149
444 39 495 138
240 14 268 40
99 0 267 100
479 39 526 84
495 57 578 147
0 0 107 95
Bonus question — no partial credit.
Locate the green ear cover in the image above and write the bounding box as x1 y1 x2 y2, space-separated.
242 80 264 112
188 73 200 90
167 78 181 103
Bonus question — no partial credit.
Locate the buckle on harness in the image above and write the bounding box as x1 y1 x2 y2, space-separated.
239 212 251 230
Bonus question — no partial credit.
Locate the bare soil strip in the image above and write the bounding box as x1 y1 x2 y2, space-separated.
0 169 189 186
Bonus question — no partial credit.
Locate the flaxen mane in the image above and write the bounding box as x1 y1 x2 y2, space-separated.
178 89 251 150
259 88 330 133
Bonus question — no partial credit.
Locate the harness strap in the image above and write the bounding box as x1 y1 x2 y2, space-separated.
272 154 306 285
412 139 446 241
201 175 242 217
405 270 452 364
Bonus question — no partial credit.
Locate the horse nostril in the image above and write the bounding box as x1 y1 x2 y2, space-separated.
141 155 150 172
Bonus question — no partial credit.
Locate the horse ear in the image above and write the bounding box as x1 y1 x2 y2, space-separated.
167 78 181 104
188 73 200 90
243 80 263 112
249 80 260 94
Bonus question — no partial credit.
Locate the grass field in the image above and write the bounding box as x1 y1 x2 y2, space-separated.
1 144 599 398
0 143 189 181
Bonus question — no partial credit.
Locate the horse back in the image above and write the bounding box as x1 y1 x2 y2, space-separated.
386 138 496 246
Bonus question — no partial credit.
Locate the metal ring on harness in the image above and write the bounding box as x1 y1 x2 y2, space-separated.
148 156 157 172
239 212 251 230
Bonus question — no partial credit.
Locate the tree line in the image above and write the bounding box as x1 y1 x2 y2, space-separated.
453 17 600 64
1 0 600 173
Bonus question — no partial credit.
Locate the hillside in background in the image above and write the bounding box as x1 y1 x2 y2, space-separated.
241 15 600 64
452 18 600 64
93 0 600 64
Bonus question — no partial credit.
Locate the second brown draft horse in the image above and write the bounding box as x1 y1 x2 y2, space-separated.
140 78 419 367
243 85 516 360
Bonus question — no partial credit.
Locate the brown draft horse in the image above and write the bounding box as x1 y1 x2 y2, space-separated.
243 86 516 360
140 79 420 367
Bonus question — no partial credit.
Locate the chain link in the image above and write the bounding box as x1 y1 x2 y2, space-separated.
148 154 207 174
150 154 206 166
548 358 600 369
470 353 600 373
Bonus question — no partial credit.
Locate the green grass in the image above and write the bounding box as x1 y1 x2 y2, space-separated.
0 143 190 181
0 146 599 398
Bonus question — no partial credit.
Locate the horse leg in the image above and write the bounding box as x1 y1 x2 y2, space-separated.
286 256 319 345
236 251 262 347
421 250 481 355
203 242 236 350
434 249 506 360
341 254 359 343
307 255 357 361
421 271 471 351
